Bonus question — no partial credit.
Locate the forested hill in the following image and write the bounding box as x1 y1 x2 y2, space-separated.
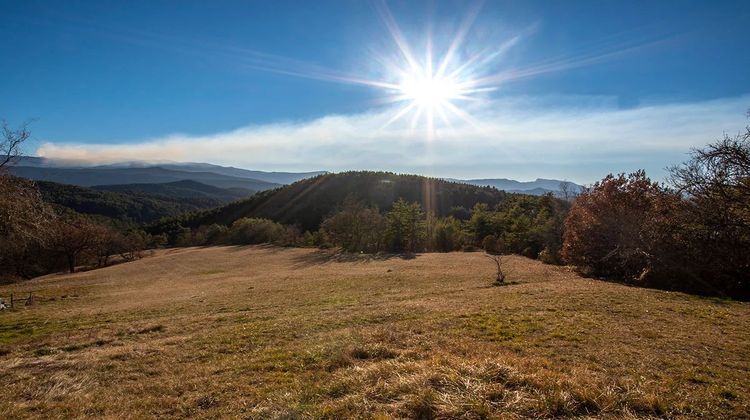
92 179 251 203
149 171 511 232
36 180 244 224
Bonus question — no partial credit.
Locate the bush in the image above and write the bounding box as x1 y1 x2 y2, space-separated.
537 247 559 265
229 218 285 245
321 199 384 252
278 226 304 247
194 224 229 245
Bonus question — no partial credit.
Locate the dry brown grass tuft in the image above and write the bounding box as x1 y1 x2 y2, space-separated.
0 246 748 418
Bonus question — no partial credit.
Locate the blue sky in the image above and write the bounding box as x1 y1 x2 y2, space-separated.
1 0 749 183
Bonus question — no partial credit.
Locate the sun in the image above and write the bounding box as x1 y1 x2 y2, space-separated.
228 2 631 136
380 56 481 135
367 3 497 135
241 2 517 135
376 46 483 136
397 72 461 109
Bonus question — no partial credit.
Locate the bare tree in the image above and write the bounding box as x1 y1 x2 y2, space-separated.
0 176 53 242
0 121 59 281
669 128 750 205
1 120 31 170
559 180 581 202
0 120 51 245
666 114 750 295
485 253 506 285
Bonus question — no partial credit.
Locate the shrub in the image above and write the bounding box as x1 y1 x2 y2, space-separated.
321 199 384 252
537 247 559 265
278 226 304 247
228 218 285 245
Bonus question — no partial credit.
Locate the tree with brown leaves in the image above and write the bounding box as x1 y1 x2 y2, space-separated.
562 170 680 283
49 215 109 273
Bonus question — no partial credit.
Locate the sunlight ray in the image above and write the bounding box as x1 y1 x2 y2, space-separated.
373 0 422 73
435 1 484 78
381 101 419 129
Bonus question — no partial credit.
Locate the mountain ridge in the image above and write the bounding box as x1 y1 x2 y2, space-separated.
10 157 328 185
8 165 281 192
10 157 584 195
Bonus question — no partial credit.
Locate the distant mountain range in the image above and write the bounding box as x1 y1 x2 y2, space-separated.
90 161 327 185
9 157 583 197
454 178 584 196
8 157 327 194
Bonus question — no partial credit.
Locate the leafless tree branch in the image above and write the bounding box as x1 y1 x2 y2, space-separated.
1 120 32 170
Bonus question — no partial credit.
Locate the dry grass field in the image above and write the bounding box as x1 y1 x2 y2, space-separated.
0 246 748 419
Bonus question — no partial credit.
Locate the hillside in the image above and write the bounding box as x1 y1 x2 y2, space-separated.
92 179 251 203
153 171 511 232
36 180 242 224
0 246 747 418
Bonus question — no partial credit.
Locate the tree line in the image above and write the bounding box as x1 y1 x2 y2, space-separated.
0 176 157 281
155 194 568 260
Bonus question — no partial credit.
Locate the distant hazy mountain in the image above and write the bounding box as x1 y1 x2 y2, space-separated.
453 178 584 195
10 157 581 196
151 163 327 185
10 156 326 191
8 156 50 167
91 161 327 184
9 165 281 192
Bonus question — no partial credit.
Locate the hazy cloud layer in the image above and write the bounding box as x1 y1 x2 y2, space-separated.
36 95 749 183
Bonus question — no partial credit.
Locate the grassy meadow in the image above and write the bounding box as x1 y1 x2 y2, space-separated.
0 246 748 418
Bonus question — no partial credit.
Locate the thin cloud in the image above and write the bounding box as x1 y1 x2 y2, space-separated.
36 95 749 183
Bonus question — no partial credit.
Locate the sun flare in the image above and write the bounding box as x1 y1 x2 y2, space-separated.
397 72 461 109
367 3 500 135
